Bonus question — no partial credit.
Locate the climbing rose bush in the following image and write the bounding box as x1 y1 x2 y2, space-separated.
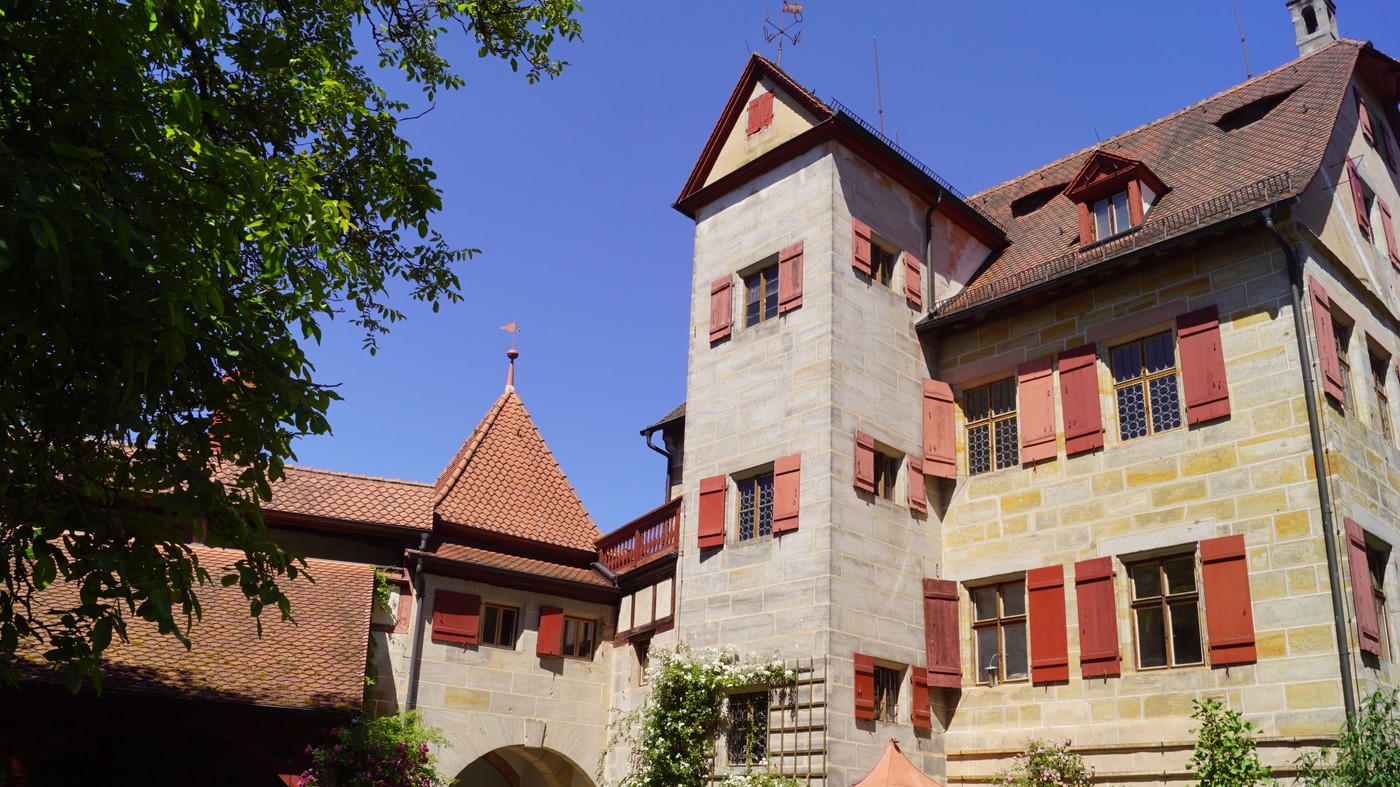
996 739 1093 787
300 711 449 787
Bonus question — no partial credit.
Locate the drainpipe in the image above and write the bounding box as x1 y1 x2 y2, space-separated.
405 532 430 711
1263 205 1356 718
923 191 944 306
642 426 672 502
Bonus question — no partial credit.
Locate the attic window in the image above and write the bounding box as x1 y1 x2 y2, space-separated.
747 92 774 136
1214 88 1298 133
1061 150 1165 246
1011 183 1069 217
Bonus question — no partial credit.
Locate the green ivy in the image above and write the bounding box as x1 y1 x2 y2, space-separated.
1296 689 1400 786
996 739 1094 787
1187 697 1273 786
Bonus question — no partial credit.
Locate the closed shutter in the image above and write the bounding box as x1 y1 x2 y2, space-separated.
432 590 481 645
778 241 804 313
1381 198 1400 271
1074 558 1121 678
1059 344 1104 456
537 605 563 657
697 475 727 549
1345 518 1382 657
1177 306 1232 424
903 251 923 308
923 578 961 689
922 379 956 479
852 218 873 275
1347 157 1372 239
1200 535 1257 665
1357 88 1375 145
747 92 774 135
1018 356 1057 464
1027 565 1069 683
773 454 801 534
853 653 876 720
853 431 876 492
910 667 932 730
1310 277 1344 403
907 455 927 514
709 276 733 342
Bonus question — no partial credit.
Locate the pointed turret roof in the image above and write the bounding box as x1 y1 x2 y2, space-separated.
854 740 946 787
433 388 601 553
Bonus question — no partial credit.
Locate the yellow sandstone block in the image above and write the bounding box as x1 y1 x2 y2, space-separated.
1126 458 1178 487
1287 566 1318 593
1183 445 1238 476
1093 470 1124 496
1144 693 1194 719
1237 489 1288 519
1286 681 1342 710
1001 490 1042 515
1151 480 1207 506
1287 625 1335 655
1273 511 1311 540
442 686 492 711
1256 630 1288 660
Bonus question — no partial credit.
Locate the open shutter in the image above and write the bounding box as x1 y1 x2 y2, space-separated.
922 379 956 479
778 241 804 313
1310 277 1344 403
1357 88 1375 145
1018 357 1056 464
1345 518 1382 657
853 431 876 492
1200 535 1257 665
1380 198 1400 271
537 606 564 657
1075 558 1121 678
1059 344 1104 456
709 276 733 342
697 475 727 549
1177 306 1232 424
853 653 876 720
852 218 873 275
746 92 774 135
903 251 923 308
923 578 961 689
1027 565 1069 683
1347 157 1372 239
432 590 480 645
907 455 927 514
773 454 801 534
910 667 932 730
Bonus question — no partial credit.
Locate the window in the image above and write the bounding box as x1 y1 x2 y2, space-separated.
746 91 774 136
561 615 596 659
972 580 1028 684
1335 319 1355 410
966 378 1019 475
872 452 899 500
744 263 779 327
636 641 651 685
1368 545 1393 661
873 665 901 722
1093 190 1132 240
870 244 896 288
727 691 769 765
738 472 774 540
481 603 519 648
1372 353 1392 443
1129 555 1203 669
1110 331 1182 440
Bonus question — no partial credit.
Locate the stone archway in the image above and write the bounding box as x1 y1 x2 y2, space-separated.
456 745 596 787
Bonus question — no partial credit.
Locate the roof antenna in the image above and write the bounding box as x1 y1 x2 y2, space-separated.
873 36 886 137
501 321 520 390
1232 0 1253 79
763 2 803 66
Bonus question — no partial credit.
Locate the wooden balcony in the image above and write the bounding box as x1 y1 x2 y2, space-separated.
597 497 680 575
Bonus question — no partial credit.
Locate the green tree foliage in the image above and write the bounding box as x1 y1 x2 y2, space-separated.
302 711 449 787
1187 697 1274 787
1296 689 1400 786
996 739 1094 787
0 0 581 689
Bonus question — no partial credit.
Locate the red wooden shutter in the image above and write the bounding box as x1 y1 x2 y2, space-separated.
1018 357 1056 464
773 454 801 534
922 379 956 479
1200 535 1257 666
747 92 774 135
853 431 876 492
853 653 876 720
1027 565 1069 683
1347 157 1372 239
709 276 733 342
852 218 873 274
1380 198 1400 271
1076 203 1093 245
1177 306 1232 424
778 241 804 313
1357 88 1375 145
907 455 927 514
1059 344 1104 456
537 605 563 657
1074 558 1121 678
903 251 923 308
697 475 727 549
923 578 961 689
910 667 932 730
1345 518 1382 657
1310 277 1344 403
432 590 481 645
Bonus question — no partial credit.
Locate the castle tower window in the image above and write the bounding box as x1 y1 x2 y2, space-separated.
1061 150 1165 245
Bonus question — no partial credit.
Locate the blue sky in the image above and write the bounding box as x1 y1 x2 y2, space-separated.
291 1 1398 532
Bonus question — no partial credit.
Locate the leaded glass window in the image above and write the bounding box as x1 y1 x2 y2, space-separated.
727 691 769 765
1130 555 1203 669
738 473 774 541
1111 332 1182 441
966 378 1019 475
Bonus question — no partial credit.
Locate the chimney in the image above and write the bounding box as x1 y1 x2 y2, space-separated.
1286 0 1339 57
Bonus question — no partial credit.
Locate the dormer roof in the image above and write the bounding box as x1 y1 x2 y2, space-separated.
1062 150 1166 204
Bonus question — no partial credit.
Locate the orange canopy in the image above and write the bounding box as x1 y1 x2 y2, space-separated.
853 739 947 787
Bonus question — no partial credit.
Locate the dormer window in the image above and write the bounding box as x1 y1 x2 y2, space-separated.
1063 150 1166 246
1093 191 1132 240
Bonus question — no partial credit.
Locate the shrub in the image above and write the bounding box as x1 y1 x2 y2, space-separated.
1187 697 1273 786
1296 689 1400 786
997 739 1093 787
301 711 449 787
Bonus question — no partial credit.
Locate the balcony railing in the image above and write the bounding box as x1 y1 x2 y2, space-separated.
597 497 681 575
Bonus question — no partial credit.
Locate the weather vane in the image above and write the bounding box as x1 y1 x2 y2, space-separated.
763 3 803 66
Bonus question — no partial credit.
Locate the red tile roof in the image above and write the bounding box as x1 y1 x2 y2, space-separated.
930 40 1367 319
215 463 433 531
422 542 615 587
433 389 601 553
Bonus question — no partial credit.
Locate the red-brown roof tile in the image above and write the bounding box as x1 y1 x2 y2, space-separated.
216 463 434 531
433 389 601 552
422 542 614 587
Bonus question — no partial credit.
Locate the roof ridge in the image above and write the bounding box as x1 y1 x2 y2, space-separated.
508 394 599 535
969 39 1362 202
432 388 513 507
281 464 431 488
